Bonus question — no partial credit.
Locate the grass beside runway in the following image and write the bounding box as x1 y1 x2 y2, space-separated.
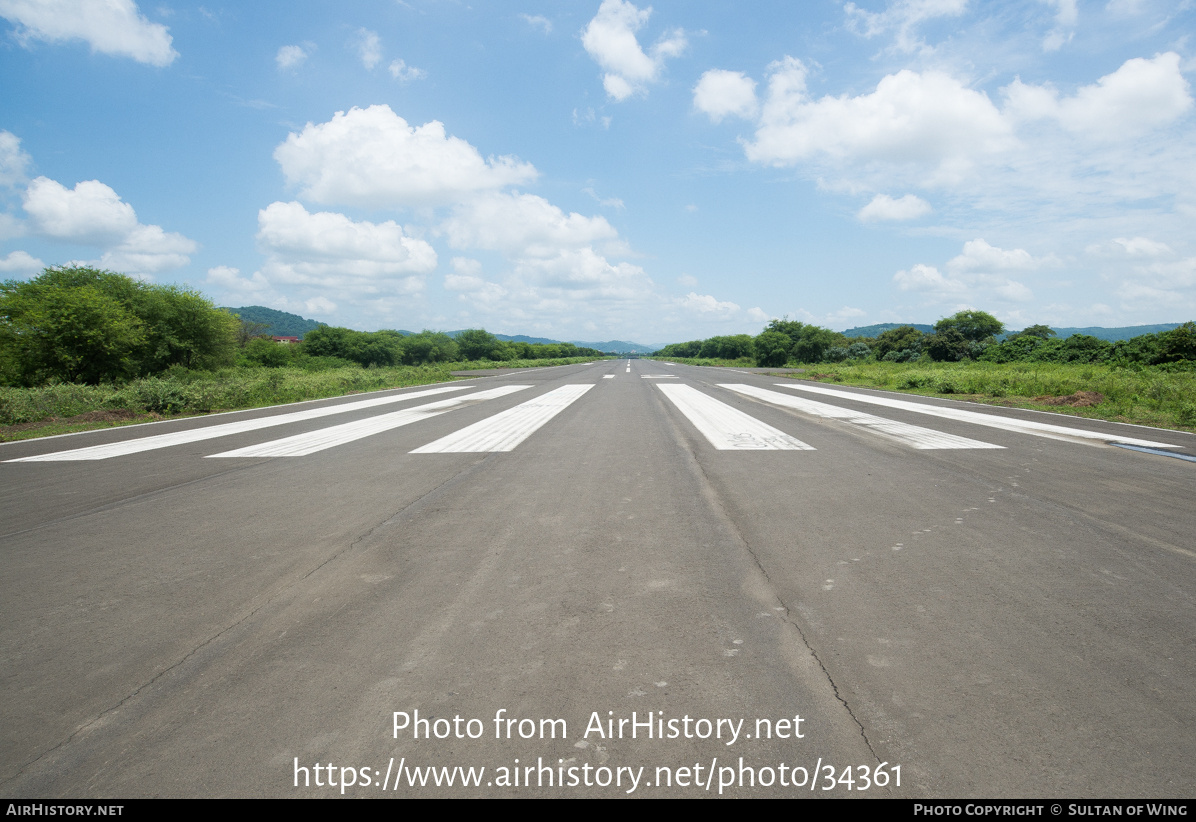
0 357 609 442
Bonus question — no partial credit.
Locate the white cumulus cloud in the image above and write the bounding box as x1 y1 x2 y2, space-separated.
206 265 269 294
693 69 758 122
582 0 686 101
0 249 43 273
514 247 651 297
745 58 1014 185
22 176 196 274
273 105 538 208
256 201 437 291
1003 52 1192 139
946 238 1043 273
681 291 740 315
440 191 620 258
0 0 176 65
266 105 660 335
23 177 137 243
893 263 965 294
895 239 1051 305
101 223 197 274
858 193 932 222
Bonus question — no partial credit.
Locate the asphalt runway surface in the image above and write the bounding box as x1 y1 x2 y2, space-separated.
2 359 1193 798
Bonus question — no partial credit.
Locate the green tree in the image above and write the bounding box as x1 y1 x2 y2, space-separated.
934 310 1004 343
237 318 271 347
301 325 357 361
399 331 459 364
791 327 844 363
1158 321 1196 364
754 330 792 367
699 334 754 360
0 282 145 384
656 340 703 358
134 284 239 371
978 334 1046 363
455 329 500 361
874 325 924 360
239 336 293 368
764 318 807 340
1009 324 1055 340
0 266 237 385
924 327 972 362
489 341 517 361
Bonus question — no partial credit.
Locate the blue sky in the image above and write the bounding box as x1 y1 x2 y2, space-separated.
1 0 1194 344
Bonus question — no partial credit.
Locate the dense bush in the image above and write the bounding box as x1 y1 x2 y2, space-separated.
0 266 239 385
753 331 792 367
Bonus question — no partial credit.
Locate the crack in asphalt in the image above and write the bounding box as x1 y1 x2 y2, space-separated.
653 384 883 767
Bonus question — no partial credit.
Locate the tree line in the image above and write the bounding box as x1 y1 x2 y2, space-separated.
0 267 606 387
656 311 1196 368
270 326 606 369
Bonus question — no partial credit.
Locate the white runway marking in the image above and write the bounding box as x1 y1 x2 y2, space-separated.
603 375 615 379
9 384 472 462
641 375 676 378
412 384 594 453
207 386 530 458
657 384 813 451
776 383 1180 449
721 384 1003 450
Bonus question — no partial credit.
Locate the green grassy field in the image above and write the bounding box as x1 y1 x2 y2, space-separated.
0 357 604 442
650 358 1196 433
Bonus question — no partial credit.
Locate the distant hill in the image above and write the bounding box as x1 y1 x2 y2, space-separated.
1047 324 1183 342
442 331 657 354
225 306 325 339
570 339 663 354
842 323 935 338
496 333 561 346
842 321 1185 342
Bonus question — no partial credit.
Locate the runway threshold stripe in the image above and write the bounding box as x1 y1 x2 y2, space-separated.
207 386 530 458
657 384 814 451
721 384 1003 450
8 384 471 462
776 384 1180 449
411 384 593 453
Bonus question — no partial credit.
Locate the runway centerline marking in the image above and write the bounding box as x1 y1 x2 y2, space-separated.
411 384 594 453
776 383 1181 449
721 384 1003 450
206 385 530 458
8 384 472 462
657 384 813 451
